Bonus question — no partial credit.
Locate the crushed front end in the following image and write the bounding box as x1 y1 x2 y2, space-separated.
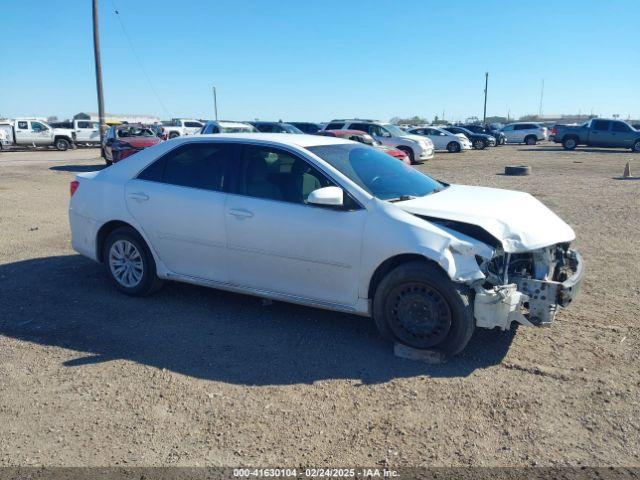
473 244 584 330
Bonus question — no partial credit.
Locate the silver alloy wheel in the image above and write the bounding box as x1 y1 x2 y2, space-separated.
634 141 640 152
109 239 144 288
565 138 577 149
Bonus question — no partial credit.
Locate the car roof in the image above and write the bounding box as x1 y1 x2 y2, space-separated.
178 133 352 147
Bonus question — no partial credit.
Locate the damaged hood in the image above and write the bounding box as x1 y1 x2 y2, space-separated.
395 184 576 253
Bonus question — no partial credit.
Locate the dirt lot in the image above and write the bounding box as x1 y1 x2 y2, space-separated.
0 144 639 468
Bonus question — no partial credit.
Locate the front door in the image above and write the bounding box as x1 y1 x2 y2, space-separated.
610 121 635 148
225 144 366 307
125 142 236 282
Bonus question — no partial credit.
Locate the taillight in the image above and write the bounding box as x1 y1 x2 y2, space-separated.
551 127 557 136
70 180 79 196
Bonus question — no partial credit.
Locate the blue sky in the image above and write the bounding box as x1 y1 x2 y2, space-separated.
2 0 638 122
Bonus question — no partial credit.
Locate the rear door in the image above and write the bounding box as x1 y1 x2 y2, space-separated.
76 121 99 143
224 143 366 307
125 142 237 282
589 120 612 146
14 120 35 144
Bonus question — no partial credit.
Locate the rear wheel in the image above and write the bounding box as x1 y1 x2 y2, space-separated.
103 227 163 296
373 261 475 356
525 135 537 145
632 140 640 153
447 141 461 153
563 137 578 150
473 139 485 150
55 138 70 151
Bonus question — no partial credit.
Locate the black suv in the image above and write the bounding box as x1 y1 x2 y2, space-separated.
442 126 495 149
287 122 322 134
461 124 506 146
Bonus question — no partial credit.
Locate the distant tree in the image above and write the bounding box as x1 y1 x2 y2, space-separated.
392 115 427 125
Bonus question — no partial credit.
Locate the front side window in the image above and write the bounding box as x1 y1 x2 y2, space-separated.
502 125 514 131
325 122 345 130
612 122 630 133
307 144 444 201
32 122 47 131
184 121 203 128
138 143 234 192
236 145 333 204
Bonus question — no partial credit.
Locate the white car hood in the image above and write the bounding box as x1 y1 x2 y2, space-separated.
396 184 576 253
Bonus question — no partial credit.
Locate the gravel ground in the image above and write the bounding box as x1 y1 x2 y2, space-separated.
0 144 638 468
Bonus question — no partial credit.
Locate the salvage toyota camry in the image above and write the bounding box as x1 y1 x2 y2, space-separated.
69 133 584 356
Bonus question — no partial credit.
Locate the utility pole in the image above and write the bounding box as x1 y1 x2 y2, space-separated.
212 86 218 120
538 79 545 117
482 72 489 125
92 0 106 146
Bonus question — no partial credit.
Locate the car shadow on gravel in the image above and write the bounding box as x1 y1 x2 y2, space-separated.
518 147 633 154
0 255 516 385
49 165 106 172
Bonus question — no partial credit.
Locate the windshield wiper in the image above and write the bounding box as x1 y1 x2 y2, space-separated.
387 195 416 202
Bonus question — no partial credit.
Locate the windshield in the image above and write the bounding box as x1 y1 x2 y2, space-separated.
307 144 444 201
220 125 258 133
282 124 304 133
382 124 407 137
117 127 155 138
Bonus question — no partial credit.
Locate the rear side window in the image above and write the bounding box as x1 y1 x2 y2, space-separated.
514 124 529 130
138 143 235 192
18 121 28 129
325 122 345 130
592 120 610 131
184 122 202 128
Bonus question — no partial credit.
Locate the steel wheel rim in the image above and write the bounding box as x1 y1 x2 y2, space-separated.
109 239 144 288
387 282 452 348
566 139 576 148
634 142 640 152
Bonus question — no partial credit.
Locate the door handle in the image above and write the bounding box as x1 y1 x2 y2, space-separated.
228 208 254 219
128 192 149 202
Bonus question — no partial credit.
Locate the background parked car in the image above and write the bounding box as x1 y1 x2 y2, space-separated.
442 126 494 149
102 124 162 165
552 119 640 152
0 118 76 151
323 119 434 163
200 121 258 134
249 122 303 133
287 122 322 134
161 119 204 139
501 122 548 145
318 129 411 164
461 124 506 145
408 126 471 153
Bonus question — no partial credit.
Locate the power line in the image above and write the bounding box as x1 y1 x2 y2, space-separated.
108 0 170 118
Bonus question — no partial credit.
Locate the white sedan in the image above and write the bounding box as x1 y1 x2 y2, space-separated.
69 134 584 356
408 126 472 153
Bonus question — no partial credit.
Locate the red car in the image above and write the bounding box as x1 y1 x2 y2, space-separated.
102 124 163 165
318 129 411 165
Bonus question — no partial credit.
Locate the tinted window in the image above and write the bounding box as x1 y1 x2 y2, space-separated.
32 122 47 131
236 145 333 204
593 120 610 131
204 124 220 134
77 121 92 129
349 123 371 133
612 122 630 133
184 122 202 128
17 121 28 129
253 123 273 133
307 144 444 201
138 143 233 192
325 122 345 130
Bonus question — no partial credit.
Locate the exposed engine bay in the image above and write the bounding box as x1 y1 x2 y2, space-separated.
474 243 583 329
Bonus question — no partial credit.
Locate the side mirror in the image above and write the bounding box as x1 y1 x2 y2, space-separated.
307 186 344 207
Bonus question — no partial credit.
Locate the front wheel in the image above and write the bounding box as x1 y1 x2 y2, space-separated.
373 261 475 356
103 227 163 296
473 139 485 150
632 140 640 153
447 141 461 153
525 135 537 146
398 146 415 164
55 138 70 151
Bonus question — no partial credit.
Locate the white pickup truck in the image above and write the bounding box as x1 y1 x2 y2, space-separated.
0 119 76 151
160 118 204 139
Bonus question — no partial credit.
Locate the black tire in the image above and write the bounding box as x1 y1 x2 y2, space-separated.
103 227 163 296
373 261 475 356
632 140 640 153
504 165 532 176
447 141 461 153
398 146 415 164
55 138 70 151
473 139 485 150
168 132 180 139
524 135 537 146
562 137 578 150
